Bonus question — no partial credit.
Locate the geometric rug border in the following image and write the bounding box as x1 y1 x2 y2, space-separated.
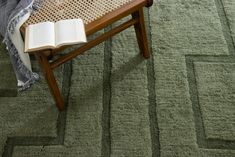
186 55 235 150
2 61 72 157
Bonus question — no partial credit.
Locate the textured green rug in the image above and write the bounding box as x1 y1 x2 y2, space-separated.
0 0 235 156
0 44 17 97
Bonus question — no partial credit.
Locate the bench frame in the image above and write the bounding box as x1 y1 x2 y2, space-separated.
22 0 153 111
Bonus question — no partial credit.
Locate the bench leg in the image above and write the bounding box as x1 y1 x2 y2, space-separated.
132 8 150 58
35 53 65 111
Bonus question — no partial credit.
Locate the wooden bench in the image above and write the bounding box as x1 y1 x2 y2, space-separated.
21 0 153 111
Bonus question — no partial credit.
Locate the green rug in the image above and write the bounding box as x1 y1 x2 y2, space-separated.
0 0 235 156
0 44 17 97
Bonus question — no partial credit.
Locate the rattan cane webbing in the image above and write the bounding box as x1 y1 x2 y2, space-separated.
24 0 134 27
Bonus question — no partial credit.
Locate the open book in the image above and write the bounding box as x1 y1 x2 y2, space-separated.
25 19 87 52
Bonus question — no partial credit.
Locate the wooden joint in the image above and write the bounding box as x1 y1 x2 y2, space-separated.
145 0 153 7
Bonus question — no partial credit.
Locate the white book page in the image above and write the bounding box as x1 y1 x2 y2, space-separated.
55 19 87 47
27 22 55 50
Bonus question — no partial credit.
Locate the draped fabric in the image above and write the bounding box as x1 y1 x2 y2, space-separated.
0 0 40 91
